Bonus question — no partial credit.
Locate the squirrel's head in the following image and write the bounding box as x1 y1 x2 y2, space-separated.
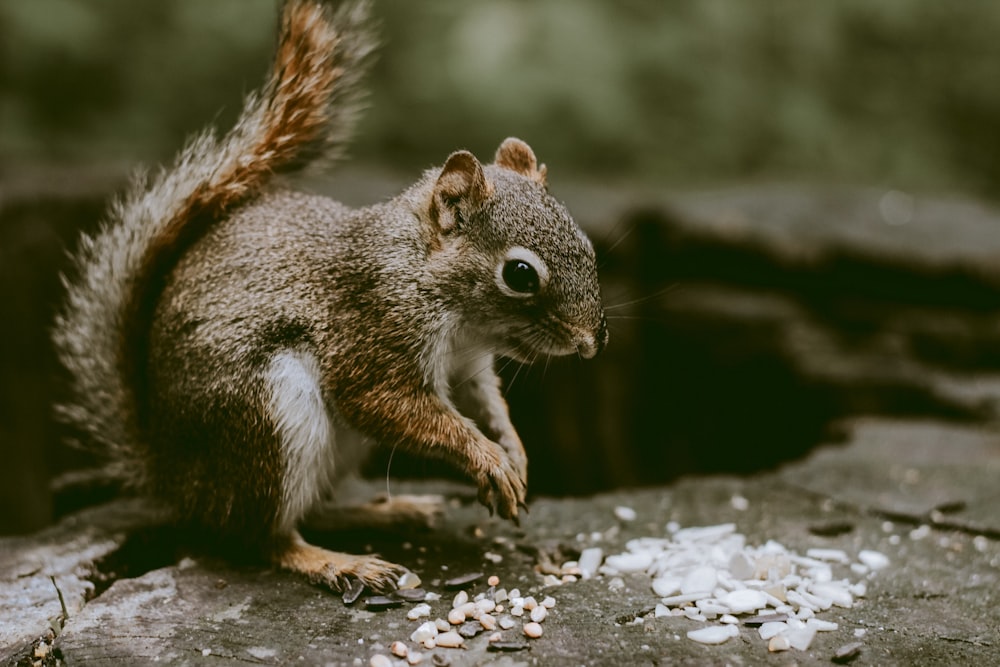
425 138 607 361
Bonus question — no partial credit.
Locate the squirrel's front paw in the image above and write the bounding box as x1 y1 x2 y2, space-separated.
470 440 527 523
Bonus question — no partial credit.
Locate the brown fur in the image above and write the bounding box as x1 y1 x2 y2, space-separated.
54 0 605 595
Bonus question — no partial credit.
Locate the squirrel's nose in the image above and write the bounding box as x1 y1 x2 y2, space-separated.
576 317 608 359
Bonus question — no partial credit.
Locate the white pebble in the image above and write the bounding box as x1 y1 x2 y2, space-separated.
488 632 501 643
407 604 431 620
499 616 516 630
434 618 451 632
407 651 424 665
452 590 468 609
523 596 538 610
654 604 670 618
695 599 729 617
476 599 496 614
681 566 718 594
434 631 464 648
390 641 408 658
658 592 705 606
479 614 497 631
858 549 890 571
577 547 604 579
422 638 435 650
728 552 755 580
397 571 422 590
614 506 638 521
447 608 466 625
508 589 521 599
673 523 736 542
651 576 681 598
542 596 556 609
682 608 706 622
758 622 787 640
730 495 749 511
424 592 441 602
604 552 653 574
805 548 850 564
523 622 544 638
720 589 767 614
686 624 739 645
720 614 739 624
510 604 524 617
909 525 931 540
809 583 853 608
768 634 791 652
785 625 818 651
806 618 839 632
851 563 869 576
410 622 438 643
530 606 548 623
370 655 393 667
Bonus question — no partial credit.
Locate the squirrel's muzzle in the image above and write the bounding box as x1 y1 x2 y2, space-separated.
575 316 608 359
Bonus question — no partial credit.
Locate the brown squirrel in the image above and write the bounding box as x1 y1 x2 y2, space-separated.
53 0 606 593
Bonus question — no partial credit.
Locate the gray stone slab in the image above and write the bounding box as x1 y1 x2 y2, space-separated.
781 417 1000 534
0 463 993 666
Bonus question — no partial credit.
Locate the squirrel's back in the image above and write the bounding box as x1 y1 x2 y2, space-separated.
52 0 377 484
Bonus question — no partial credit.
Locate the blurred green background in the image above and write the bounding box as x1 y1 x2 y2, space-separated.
4 0 1000 534
3 0 1000 198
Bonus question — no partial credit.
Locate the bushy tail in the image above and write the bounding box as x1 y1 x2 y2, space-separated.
52 0 376 483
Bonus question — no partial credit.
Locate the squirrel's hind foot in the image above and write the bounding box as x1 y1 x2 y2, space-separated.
275 531 407 594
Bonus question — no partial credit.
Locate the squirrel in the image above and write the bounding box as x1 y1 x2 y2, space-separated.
52 0 606 593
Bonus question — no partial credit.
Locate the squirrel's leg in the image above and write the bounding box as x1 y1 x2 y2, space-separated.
271 530 405 593
304 493 446 532
266 350 407 591
338 380 526 522
450 352 527 485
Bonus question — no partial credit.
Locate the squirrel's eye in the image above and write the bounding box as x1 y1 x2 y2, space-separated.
502 259 540 294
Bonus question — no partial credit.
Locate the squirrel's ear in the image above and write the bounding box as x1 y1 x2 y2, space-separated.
495 137 547 186
431 150 492 233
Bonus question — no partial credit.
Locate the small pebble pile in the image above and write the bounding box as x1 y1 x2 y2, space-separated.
368 574 556 666
594 517 890 653
367 506 892 664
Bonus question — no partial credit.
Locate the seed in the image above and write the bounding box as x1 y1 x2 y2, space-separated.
768 634 791 652
487 575 500 586
479 614 497 630
410 621 438 643
444 572 483 589
447 608 466 625
458 621 482 639
397 571 422 590
832 641 864 663
342 578 366 605
364 596 402 611
687 625 739 645
488 640 530 652
434 630 464 648
523 622 543 638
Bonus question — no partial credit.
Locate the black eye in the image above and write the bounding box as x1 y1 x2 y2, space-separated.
502 259 540 294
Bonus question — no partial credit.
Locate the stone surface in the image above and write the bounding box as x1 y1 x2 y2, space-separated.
3 427 999 666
